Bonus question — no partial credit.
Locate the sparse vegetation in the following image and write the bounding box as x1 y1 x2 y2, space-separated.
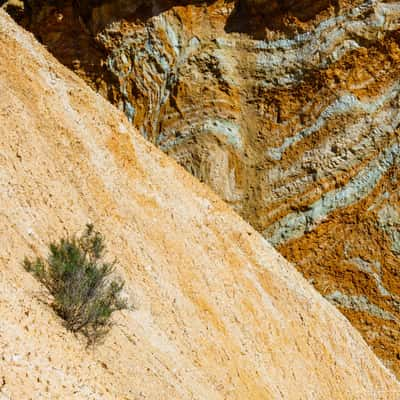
24 224 127 343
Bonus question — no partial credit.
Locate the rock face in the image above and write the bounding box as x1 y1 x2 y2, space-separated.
19 0 400 376
2 11 400 398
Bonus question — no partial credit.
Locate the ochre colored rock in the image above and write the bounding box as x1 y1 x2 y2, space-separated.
19 0 400 376
1 10 399 398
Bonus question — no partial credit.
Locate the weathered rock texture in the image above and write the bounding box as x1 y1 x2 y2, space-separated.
18 0 400 376
2 11 400 398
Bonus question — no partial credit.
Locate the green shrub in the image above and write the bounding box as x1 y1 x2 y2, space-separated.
24 224 127 343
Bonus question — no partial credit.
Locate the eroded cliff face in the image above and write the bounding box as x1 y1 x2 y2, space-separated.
18 0 400 376
2 11 400 398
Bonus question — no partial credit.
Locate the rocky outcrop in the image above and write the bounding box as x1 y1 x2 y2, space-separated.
18 0 400 376
2 11 400 398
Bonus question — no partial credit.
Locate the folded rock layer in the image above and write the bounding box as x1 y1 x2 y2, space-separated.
18 0 400 376
0 11 399 399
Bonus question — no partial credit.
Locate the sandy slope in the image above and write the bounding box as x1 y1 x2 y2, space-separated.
0 11 398 399
21 1 400 374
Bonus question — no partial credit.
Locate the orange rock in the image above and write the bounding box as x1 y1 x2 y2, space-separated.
19 0 400 377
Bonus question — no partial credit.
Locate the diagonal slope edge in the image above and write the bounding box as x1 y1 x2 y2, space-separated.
0 10 398 400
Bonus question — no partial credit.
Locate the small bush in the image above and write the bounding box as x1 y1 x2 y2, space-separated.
24 224 127 343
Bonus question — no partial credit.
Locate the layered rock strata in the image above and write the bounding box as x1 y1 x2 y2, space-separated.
19 0 400 376
2 11 400 398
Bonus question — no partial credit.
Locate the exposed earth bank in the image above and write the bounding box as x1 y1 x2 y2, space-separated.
2 11 399 398
9 0 400 376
